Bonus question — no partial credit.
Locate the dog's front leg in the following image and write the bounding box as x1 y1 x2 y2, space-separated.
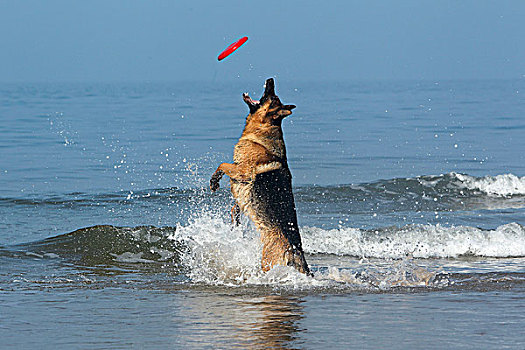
210 162 252 192
231 203 241 226
210 167 224 192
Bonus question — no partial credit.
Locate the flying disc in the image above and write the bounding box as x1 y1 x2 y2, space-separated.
217 36 248 61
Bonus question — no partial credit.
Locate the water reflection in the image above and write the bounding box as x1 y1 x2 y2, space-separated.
177 292 305 349
236 295 305 349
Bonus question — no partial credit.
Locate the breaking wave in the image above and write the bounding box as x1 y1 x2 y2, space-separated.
4 218 523 289
296 172 525 213
2 173 524 213
2 172 523 289
453 173 525 197
295 172 525 200
302 222 525 259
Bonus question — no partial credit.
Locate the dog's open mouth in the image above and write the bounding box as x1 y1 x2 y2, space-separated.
242 93 259 106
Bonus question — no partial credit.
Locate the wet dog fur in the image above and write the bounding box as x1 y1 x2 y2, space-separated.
210 78 311 275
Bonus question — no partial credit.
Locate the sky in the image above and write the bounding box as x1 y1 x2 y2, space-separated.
0 1 524 82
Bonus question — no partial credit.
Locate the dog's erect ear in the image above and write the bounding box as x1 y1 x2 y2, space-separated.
243 93 260 114
260 78 275 102
275 105 296 119
276 110 292 118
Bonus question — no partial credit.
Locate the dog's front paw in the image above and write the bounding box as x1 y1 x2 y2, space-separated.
210 172 222 192
210 179 220 192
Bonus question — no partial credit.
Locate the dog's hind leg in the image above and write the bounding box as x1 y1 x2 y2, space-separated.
230 203 241 226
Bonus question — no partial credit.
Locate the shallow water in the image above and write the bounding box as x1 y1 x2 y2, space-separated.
1 79 524 348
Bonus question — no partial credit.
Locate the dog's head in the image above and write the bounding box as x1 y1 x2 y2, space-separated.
242 78 296 125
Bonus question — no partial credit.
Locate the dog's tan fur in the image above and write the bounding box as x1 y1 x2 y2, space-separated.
210 78 311 275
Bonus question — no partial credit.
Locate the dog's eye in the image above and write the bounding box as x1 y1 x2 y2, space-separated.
269 98 281 108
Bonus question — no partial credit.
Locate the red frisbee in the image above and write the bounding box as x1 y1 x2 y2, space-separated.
217 36 248 61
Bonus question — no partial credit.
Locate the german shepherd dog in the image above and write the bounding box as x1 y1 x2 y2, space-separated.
210 78 311 275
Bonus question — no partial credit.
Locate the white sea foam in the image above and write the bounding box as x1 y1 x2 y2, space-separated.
170 214 262 285
167 214 452 288
169 214 334 287
302 222 525 259
454 173 525 197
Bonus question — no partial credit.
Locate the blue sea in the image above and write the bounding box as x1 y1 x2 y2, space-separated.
1 79 524 349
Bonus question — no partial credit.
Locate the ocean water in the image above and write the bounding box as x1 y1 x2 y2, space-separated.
1 79 524 349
